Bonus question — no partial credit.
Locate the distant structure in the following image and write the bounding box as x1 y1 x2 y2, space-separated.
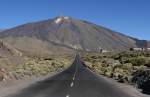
97 46 109 53
146 41 150 50
133 41 150 51
133 47 150 51
98 47 102 53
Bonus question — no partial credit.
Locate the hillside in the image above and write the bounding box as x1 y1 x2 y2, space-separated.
0 40 22 57
0 16 147 56
0 30 4 32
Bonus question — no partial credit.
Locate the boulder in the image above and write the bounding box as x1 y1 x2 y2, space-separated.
132 69 150 94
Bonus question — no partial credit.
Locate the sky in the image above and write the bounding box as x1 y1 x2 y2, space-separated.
0 0 150 40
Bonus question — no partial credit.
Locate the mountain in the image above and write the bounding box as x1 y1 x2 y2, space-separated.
0 16 147 56
0 29 4 32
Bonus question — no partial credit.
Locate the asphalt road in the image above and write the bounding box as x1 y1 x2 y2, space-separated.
6 54 134 97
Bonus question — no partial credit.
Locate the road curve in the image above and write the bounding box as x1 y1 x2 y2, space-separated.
6 54 134 97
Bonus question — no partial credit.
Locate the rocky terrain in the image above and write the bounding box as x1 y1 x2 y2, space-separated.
82 51 150 95
0 40 22 57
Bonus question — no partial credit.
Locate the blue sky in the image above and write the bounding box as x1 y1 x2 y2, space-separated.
0 0 150 40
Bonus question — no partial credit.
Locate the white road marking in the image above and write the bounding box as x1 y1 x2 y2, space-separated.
66 57 79 97
66 94 70 97
73 76 75 81
70 82 74 87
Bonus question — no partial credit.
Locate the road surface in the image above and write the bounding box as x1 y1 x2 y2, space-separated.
6 54 134 97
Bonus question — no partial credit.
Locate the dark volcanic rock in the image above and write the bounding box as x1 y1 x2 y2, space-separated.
132 69 150 94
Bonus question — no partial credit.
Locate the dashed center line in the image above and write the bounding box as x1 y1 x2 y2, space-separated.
66 56 79 97
66 94 70 97
73 75 75 81
70 82 74 87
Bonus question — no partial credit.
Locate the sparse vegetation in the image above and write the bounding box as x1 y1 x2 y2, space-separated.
0 56 71 80
0 51 150 94
82 51 150 93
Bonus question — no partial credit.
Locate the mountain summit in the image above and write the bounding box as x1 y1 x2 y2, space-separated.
54 16 70 24
0 16 147 56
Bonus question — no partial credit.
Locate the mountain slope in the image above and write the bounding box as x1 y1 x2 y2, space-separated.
0 40 22 57
0 16 144 56
0 29 4 32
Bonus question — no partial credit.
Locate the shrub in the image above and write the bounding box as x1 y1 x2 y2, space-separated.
127 57 146 66
145 59 150 67
0 75 4 81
